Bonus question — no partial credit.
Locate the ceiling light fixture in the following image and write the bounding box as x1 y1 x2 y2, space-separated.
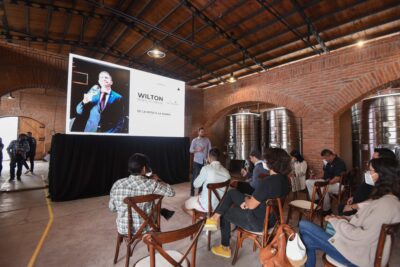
227 73 237 83
147 42 166 59
7 92 15 100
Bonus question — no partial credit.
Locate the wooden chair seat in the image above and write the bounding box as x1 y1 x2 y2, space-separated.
192 180 230 250
114 194 163 267
133 219 205 267
134 250 189 267
289 199 318 210
287 181 329 227
232 198 285 265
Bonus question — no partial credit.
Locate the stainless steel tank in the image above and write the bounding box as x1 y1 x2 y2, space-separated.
352 93 400 170
260 107 301 154
226 111 260 160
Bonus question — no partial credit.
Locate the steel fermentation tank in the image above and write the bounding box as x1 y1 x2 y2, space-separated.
352 93 400 170
226 111 260 160
260 107 301 154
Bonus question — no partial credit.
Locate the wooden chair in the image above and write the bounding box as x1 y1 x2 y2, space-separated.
113 194 163 267
286 180 329 227
322 222 400 267
330 171 349 206
133 219 205 267
231 198 285 265
191 180 230 250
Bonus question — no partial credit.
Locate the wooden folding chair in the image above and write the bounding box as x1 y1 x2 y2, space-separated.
232 198 285 265
287 180 329 227
113 194 163 267
192 180 230 250
133 219 206 267
323 222 400 267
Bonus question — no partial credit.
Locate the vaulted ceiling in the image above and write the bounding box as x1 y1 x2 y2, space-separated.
0 0 399 89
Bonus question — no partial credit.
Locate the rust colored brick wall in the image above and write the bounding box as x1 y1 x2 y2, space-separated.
0 88 66 155
202 34 400 175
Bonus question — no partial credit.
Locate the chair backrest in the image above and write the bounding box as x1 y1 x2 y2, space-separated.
310 181 329 217
261 198 285 247
206 180 230 216
142 219 205 267
374 222 400 267
124 194 164 239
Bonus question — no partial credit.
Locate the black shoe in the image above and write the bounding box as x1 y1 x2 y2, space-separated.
17 177 21 181
190 192 195 197
9 178 15 182
160 208 175 220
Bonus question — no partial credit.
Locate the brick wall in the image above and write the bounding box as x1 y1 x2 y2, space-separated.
202 34 400 175
0 88 66 154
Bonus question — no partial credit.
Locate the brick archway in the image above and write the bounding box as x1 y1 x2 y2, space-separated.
204 86 314 128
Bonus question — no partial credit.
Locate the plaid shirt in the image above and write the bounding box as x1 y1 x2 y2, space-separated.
109 175 175 235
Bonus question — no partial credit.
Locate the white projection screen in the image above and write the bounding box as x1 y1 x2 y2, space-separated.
66 54 185 137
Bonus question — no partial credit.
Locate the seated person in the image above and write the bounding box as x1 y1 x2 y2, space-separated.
109 153 175 235
305 149 346 213
204 147 291 258
340 147 397 215
299 157 400 267
231 149 268 195
183 148 230 214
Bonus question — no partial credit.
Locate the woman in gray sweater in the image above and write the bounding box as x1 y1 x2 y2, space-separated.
299 157 400 267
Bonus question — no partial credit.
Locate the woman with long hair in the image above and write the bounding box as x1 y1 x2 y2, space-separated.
204 147 291 258
299 157 400 267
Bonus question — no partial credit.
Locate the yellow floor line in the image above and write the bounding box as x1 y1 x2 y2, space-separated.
27 183 54 267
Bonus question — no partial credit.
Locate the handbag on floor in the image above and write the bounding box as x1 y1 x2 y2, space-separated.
259 224 307 267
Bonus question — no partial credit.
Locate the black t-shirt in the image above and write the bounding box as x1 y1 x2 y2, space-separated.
323 156 346 180
251 173 290 220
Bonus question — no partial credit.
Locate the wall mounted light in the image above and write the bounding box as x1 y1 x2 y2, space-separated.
7 92 15 100
357 40 364 47
227 73 237 83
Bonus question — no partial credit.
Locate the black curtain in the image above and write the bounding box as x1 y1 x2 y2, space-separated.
48 134 190 201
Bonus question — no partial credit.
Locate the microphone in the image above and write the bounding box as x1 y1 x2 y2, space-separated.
87 84 100 94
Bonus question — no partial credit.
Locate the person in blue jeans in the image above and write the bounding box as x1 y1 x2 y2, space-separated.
299 220 357 267
299 157 400 267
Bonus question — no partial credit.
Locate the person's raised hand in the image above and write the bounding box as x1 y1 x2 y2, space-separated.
240 168 248 177
82 93 93 104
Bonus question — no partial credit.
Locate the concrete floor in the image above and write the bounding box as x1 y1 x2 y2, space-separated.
0 163 399 267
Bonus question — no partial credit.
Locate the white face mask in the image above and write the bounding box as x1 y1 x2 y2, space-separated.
323 159 328 166
364 171 375 186
262 161 269 170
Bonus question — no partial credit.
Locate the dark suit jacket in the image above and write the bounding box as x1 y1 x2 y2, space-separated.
75 89 125 133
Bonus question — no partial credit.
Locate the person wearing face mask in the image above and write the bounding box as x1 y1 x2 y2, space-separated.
109 153 175 236
299 157 400 267
340 148 397 215
305 149 346 214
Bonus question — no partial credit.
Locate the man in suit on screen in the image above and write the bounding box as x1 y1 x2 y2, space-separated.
75 71 125 133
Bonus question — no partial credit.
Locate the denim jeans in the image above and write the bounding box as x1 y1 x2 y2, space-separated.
191 162 203 195
299 220 357 267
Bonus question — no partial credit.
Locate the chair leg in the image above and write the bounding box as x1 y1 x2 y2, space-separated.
253 241 257 252
286 205 292 224
232 231 242 265
207 230 212 251
125 244 131 267
113 234 123 264
191 213 196 240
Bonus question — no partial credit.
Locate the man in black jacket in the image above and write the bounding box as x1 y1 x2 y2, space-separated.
25 132 36 174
